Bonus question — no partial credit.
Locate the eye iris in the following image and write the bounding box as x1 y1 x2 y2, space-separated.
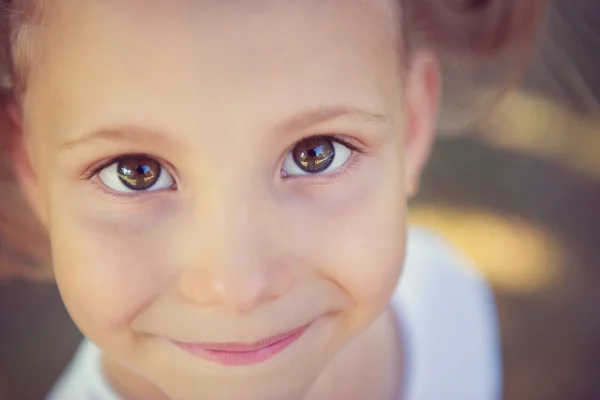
292 137 335 173
117 156 161 190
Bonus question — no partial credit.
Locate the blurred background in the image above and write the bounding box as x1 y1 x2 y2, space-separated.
1 1 600 399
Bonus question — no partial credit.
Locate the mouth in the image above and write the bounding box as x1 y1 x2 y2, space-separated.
173 324 310 366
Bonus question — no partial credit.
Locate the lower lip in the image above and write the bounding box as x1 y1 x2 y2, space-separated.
174 325 309 366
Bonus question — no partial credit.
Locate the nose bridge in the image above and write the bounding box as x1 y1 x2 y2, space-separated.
210 184 258 268
180 179 289 312
209 173 262 248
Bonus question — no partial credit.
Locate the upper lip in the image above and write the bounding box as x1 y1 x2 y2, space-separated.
173 324 309 352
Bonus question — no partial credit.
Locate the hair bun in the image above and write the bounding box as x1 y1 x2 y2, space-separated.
405 0 546 57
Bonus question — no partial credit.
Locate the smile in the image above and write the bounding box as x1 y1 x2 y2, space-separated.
173 324 310 366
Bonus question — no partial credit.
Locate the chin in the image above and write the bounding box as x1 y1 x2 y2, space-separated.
154 370 321 400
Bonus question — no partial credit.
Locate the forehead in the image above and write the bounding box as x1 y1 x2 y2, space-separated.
25 0 401 140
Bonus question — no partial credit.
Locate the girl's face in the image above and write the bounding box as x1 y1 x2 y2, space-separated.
15 0 437 399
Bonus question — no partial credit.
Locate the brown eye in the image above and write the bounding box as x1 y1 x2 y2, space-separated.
117 156 161 190
282 136 353 177
291 137 335 173
98 155 175 193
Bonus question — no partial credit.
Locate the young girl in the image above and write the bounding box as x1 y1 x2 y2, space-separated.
0 0 544 399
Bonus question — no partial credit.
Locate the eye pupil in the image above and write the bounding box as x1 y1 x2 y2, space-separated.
293 137 335 173
117 156 162 190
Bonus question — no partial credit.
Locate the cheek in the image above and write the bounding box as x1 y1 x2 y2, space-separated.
49 210 172 340
288 171 407 317
325 212 405 316
331 202 406 311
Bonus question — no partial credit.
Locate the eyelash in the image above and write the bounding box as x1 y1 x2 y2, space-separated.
281 135 367 182
80 153 176 200
82 134 367 194
82 153 158 181
326 136 366 154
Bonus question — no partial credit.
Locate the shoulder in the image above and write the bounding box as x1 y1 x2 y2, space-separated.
393 227 502 400
46 340 121 400
399 227 495 306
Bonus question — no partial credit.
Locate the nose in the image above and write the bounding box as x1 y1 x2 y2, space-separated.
178 192 291 314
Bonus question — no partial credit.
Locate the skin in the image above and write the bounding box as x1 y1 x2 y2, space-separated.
10 0 439 399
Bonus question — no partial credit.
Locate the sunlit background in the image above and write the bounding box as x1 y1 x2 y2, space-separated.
1 1 600 399
411 2 600 398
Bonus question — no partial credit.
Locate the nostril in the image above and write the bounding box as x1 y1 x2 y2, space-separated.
211 274 268 313
180 269 218 305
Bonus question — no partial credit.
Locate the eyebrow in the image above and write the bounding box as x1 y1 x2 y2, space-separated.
57 105 388 152
275 105 388 133
58 126 178 153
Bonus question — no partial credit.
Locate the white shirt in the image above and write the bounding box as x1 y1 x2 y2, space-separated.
46 227 501 400
395 228 501 400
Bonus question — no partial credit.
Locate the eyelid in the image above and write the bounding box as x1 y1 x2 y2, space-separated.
89 178 179 205
82 154 179 200
281 134 367 182
81 153 177 181
282 134 368 164
324 135 367 155
284 152 364 185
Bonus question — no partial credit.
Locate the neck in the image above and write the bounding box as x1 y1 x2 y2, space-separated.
305 307 405 400
103 357 169 400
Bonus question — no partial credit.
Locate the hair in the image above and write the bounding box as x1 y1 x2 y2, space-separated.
0 0 546 282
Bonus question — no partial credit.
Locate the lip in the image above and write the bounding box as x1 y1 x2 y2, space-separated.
173 324 310 366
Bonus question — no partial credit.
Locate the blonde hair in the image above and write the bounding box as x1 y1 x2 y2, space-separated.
0 0 546 283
